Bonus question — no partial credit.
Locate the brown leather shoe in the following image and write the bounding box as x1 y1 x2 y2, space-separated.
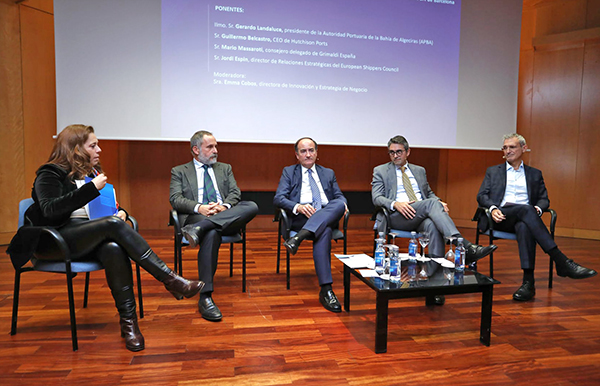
163 272 205 300
120 315 145 352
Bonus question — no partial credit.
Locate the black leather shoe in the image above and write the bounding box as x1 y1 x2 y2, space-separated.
319 289 341 313
181 224 204 248
163 272 204 300
434 295 445 305
120 315 145 352
465 244 498 264
284 236 301 255
513 281 536 301
555 259 597 279
199 296 222 321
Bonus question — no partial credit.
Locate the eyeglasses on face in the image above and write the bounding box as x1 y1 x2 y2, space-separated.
388 149 405 156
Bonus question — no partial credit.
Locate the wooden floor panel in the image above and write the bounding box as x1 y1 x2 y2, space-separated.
1 228 599 385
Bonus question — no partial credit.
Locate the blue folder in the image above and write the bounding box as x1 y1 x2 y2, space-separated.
84 177 118 219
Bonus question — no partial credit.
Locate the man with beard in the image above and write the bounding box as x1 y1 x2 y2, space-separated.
170 130 258 321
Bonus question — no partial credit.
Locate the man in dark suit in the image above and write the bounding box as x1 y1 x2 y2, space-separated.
371 136 495 302
477 133 596 301
273 137 347 313
170 130 258 321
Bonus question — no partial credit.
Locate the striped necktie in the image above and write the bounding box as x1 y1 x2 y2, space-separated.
202 165 217 204
401 166 418 202
307 169 322 210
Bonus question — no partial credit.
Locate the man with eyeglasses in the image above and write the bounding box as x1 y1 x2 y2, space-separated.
372 135 496 305
477 133 596 301
171 130 259 321
274 137 348 312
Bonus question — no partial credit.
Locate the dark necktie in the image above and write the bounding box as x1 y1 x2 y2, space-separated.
202 165 217 204
307 169 322 210
401 166 418 202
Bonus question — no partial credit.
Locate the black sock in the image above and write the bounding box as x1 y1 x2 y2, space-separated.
549 247 567 263
200 292 212 301
295 229 312 242
523 269 535 284
452 236 471 248
320 284 332 293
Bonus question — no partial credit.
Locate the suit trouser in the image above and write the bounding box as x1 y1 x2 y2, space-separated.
492 204 557 270
384 198 460 258
184 201 259 293
290 199 346 285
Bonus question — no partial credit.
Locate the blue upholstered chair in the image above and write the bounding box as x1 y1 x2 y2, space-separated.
10 198 144 351
472 206 557 287
274 207 349 290
168 209 248 292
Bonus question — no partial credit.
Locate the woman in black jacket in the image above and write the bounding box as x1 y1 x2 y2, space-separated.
16 124 204 351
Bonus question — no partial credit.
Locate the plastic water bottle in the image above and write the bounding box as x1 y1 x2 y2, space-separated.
389 245 401 283
455 237 465 272
408 231 418 281
408 231 418 257
374 237 385 275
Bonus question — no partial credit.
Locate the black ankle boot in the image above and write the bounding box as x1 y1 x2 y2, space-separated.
163 272 205 300
120 314 145 352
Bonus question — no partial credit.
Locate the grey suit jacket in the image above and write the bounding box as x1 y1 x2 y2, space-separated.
371 162 439 209
169 161 241 224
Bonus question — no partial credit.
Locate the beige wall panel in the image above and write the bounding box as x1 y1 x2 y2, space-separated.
530 47 584 228
574 42 600 231
20 4 56 191
535 0 587 36
0 1 25 244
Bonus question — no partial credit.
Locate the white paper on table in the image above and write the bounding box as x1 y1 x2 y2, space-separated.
397 252 431 262
334 253 375 269
432 257 455 268
359 269 379 277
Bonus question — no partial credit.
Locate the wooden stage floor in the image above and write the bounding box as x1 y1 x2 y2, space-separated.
1 228 599 385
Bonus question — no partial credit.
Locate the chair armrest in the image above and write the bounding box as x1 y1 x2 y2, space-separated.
545 208 557 236
18 226 72 262
342 209 350 232
274 207 292 239
127 215 138 232
168 209 182 232
472 206 495 232
371 206 392 235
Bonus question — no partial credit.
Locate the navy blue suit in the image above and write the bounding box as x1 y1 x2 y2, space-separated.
273 164 347 285
477 163 556 269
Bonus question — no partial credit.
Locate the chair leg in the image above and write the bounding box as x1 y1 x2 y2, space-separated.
83 272 90 308
488 233 494 278
229 243 234 277
276 223 282 274
177 235 183 277
548 258 554 289
65 262 79 351
242 230 247 293
286 249 291 290
11 269 22 335
136 263 144 319
173 232 179 274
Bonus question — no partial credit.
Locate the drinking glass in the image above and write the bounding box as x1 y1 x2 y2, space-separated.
419 232 429 258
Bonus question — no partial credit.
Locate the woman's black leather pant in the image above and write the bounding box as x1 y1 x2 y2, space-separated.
35 216 173 318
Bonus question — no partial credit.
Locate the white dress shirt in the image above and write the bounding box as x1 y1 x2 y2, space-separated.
293 165 329 214
392 163 423 210
193 158 227 213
